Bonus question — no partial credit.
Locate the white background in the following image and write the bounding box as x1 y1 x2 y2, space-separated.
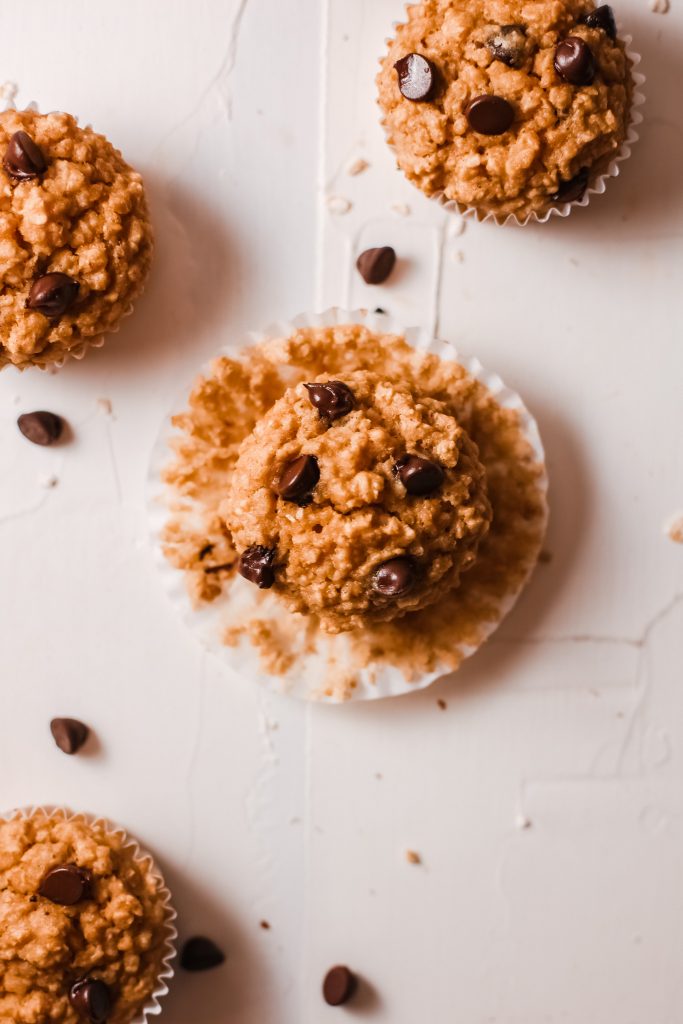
0 1 682 1021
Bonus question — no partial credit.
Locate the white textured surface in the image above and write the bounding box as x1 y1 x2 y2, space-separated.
0 1 682 1022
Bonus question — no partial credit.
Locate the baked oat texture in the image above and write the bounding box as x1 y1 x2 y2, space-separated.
225 369 492 632
377 0 633 218
0 110 152 369
162 324 547 692
0 812 169 1024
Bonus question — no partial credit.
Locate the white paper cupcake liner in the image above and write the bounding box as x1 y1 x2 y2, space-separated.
148 308 548 703
381 14 645 227
0 805 177 1022
0 98 148 372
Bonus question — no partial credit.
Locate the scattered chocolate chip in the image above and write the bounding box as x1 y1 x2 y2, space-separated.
465 95 514 135
356 246 396 285
3 131 47 181
276 454 320 503
180 936 226 972
50 717 89 755
39 864 92 906
394 454 444 496
394 53 437 102
374 307 386 314
323 965 357 1007
260 919 271 930
26 272 79 319
238 546 276 589
554 36 597 85
372 557 415 598
437 699 447 710
69 978 111 1023
487 24 527 67
198 543 214 561
304 381 355 422
581 4 617 39
17 411 64 446
552 166 590 203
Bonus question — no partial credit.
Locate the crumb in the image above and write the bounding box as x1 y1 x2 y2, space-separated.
405 849 421 865
515 814 532 830
451 248 465 263
327 195 352 215
97 397 113 416
447 216 467 238
347 157 369 176
375 772 383 780
390 201 411 216
649 0 669 12
538 550 553 563
259 920 271 930
0 82 17 106
665 512 683 544
39 474 59 489
437 698 447 710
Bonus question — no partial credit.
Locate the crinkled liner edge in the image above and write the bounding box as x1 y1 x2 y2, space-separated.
148 308 548 704
380 16 645 227
0 804 178 1021
0 99 144 372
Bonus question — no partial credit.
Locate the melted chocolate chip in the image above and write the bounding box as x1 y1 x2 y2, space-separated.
39 864 92 906
276 455 320 503
50 717 90 755
581 4 617 39
323 965 358 1006
487 24 527 68
181 936 226 972
304 381 355 422
356 246 396 285
69 978 111 1023
465 95 514 135
26 272 79 319
3 131 47 181
17 410 64 446
394 53 437 101
554 36 597 85
552 167 590 203
238 545 276 589
394 455 444 496
372 557 415 598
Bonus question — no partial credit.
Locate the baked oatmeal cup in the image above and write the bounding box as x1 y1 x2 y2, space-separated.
152 310 548 702
0 109 153 370
0 807 176 1024
377 0 643 224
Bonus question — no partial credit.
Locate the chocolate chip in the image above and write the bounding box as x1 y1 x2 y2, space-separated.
356 247 396 285
465 95 514 135
39 864 92 906
50 717 90 755
69 978 111 1023
180 936 226 972
487 24 527 68
374 307 386 314
3 131 47 181
394 53 437 102
323 965 357 1006
581 4 617 39
238 545 276 589
304 381 355 422
17 411 64 446
276 454 320 503
372 557 415 598
26 272 79 318
552 167 590 203
554 37 597 85
394 454 444 496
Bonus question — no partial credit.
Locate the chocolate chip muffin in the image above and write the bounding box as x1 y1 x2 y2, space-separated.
224 369 492 633
0 110 153 370
377 0 634 220
0 810 173 1024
